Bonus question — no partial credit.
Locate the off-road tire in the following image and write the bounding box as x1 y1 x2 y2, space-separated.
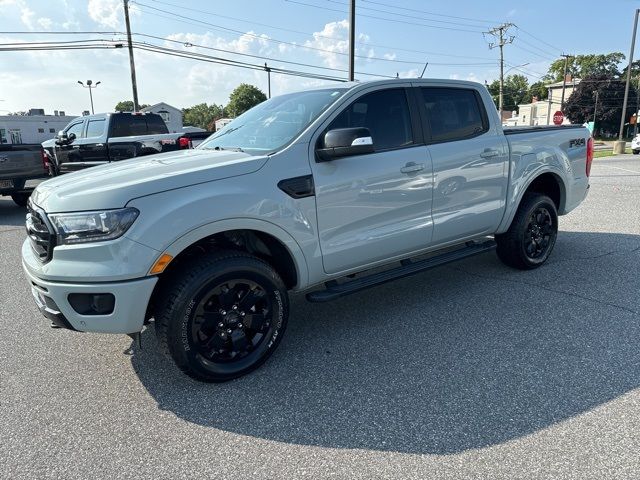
154 250 289 382
11 192 30 207
495 193 558 270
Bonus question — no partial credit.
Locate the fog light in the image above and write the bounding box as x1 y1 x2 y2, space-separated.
68 293 115 315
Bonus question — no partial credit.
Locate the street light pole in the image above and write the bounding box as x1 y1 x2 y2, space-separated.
77 80 101 114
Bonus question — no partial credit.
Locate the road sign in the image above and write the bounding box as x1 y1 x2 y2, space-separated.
553 111 564 125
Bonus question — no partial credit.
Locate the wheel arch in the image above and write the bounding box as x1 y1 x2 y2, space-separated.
497 170 566 234
146 219 309 321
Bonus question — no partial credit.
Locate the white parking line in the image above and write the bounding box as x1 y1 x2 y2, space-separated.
593 164 640 174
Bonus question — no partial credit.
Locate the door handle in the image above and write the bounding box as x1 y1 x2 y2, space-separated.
95 143 104 147
400 162 425 174
480 149 500 158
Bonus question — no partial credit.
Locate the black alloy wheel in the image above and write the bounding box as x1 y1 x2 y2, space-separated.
523 207 554 260
155 251 289 382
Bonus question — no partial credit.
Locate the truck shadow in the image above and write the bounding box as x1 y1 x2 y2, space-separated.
0 198 27 226
130 231 640 455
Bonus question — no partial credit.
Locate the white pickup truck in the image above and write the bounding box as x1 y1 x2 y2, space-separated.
22 79 592 382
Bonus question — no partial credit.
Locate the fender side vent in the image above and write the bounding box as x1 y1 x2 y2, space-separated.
278 175 315 199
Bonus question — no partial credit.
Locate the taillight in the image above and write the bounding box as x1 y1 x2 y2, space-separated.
178 137 191 149
586 137 594 177
41 149 48 172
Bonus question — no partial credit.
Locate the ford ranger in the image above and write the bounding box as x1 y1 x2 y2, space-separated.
22 79 592 382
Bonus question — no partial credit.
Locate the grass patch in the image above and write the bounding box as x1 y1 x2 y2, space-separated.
594 148 632 158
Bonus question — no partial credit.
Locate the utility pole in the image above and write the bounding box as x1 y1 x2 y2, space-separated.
559 53 572 111
123 0 139 111
635 76 640 136
593 90 599 125
264 63 271 98
348 0 355 81
616 8 640 153
485 23 514 122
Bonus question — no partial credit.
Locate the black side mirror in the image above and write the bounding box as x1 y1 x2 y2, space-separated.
67 132 76 143
55 131 68 146
316 127 374 162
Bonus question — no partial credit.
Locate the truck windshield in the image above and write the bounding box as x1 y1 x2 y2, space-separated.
199 88 347 154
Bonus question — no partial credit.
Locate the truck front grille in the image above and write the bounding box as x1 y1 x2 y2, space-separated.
26 202 55 262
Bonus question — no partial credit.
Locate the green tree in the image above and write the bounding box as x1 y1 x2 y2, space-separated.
226 84 267 117
545 53 625 82
114 100 150 112
528 81 549 101
564 75 636 136
182 103 225 131
487 74 530 112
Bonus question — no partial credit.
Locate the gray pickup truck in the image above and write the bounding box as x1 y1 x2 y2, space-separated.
0 144 48 206
22 79 592 382
42 111 195 175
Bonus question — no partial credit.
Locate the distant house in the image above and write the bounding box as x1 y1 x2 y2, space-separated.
0 110 77 144
215 118 233 131
512 76 581 126
140 102 183 133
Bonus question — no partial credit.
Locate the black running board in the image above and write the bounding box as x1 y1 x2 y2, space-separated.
306 240 496 302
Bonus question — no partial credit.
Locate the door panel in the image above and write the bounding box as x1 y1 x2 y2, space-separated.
420 87 508 244
54 120 85 167
310 87 433 274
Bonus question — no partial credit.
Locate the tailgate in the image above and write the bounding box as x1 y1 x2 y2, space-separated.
0 145 45 180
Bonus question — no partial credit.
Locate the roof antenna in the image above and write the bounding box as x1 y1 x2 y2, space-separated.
420 62 429 78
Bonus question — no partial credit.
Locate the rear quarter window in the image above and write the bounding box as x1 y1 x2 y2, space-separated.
110 115 147 137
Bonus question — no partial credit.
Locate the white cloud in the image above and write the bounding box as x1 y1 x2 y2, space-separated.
87 0 138 29
304 20 375 70
37 17 53 30
19 2 34 29
398 69 420 79
383 53 397 61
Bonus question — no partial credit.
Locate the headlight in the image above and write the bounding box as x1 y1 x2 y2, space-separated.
48 208 139 245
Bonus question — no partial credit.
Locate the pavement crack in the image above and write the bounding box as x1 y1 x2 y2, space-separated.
447 265 639 316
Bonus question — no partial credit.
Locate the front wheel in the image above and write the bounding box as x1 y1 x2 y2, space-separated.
155 251 289 382
11 192 30 207
495 193 558 270
633 149 639 155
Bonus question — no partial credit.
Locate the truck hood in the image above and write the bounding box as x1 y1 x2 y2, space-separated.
31 149 268 212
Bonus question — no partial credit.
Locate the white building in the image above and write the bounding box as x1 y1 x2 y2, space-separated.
215 118 233 131
511 77 581 126
140 102 183 133
0 110 77 145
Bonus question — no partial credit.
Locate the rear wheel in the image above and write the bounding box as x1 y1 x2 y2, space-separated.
495 193 558 270
155 251 289 382
11 192 30 207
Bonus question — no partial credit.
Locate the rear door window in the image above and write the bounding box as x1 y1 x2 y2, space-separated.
420 87 488 143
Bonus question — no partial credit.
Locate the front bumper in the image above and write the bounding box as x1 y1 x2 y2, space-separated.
23 262 157 334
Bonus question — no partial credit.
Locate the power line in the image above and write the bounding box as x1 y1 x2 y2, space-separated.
142 0 495 61
324 0 490 29
285 0 486 33
359 0 500 24
515 26 563 56
134 1 417 65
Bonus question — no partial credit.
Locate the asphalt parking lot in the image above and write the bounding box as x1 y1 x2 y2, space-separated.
1 155 639 479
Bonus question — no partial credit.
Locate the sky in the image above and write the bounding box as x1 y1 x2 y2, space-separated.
0 0 638 115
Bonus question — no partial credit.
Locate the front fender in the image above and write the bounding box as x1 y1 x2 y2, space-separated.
159 218 310 289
